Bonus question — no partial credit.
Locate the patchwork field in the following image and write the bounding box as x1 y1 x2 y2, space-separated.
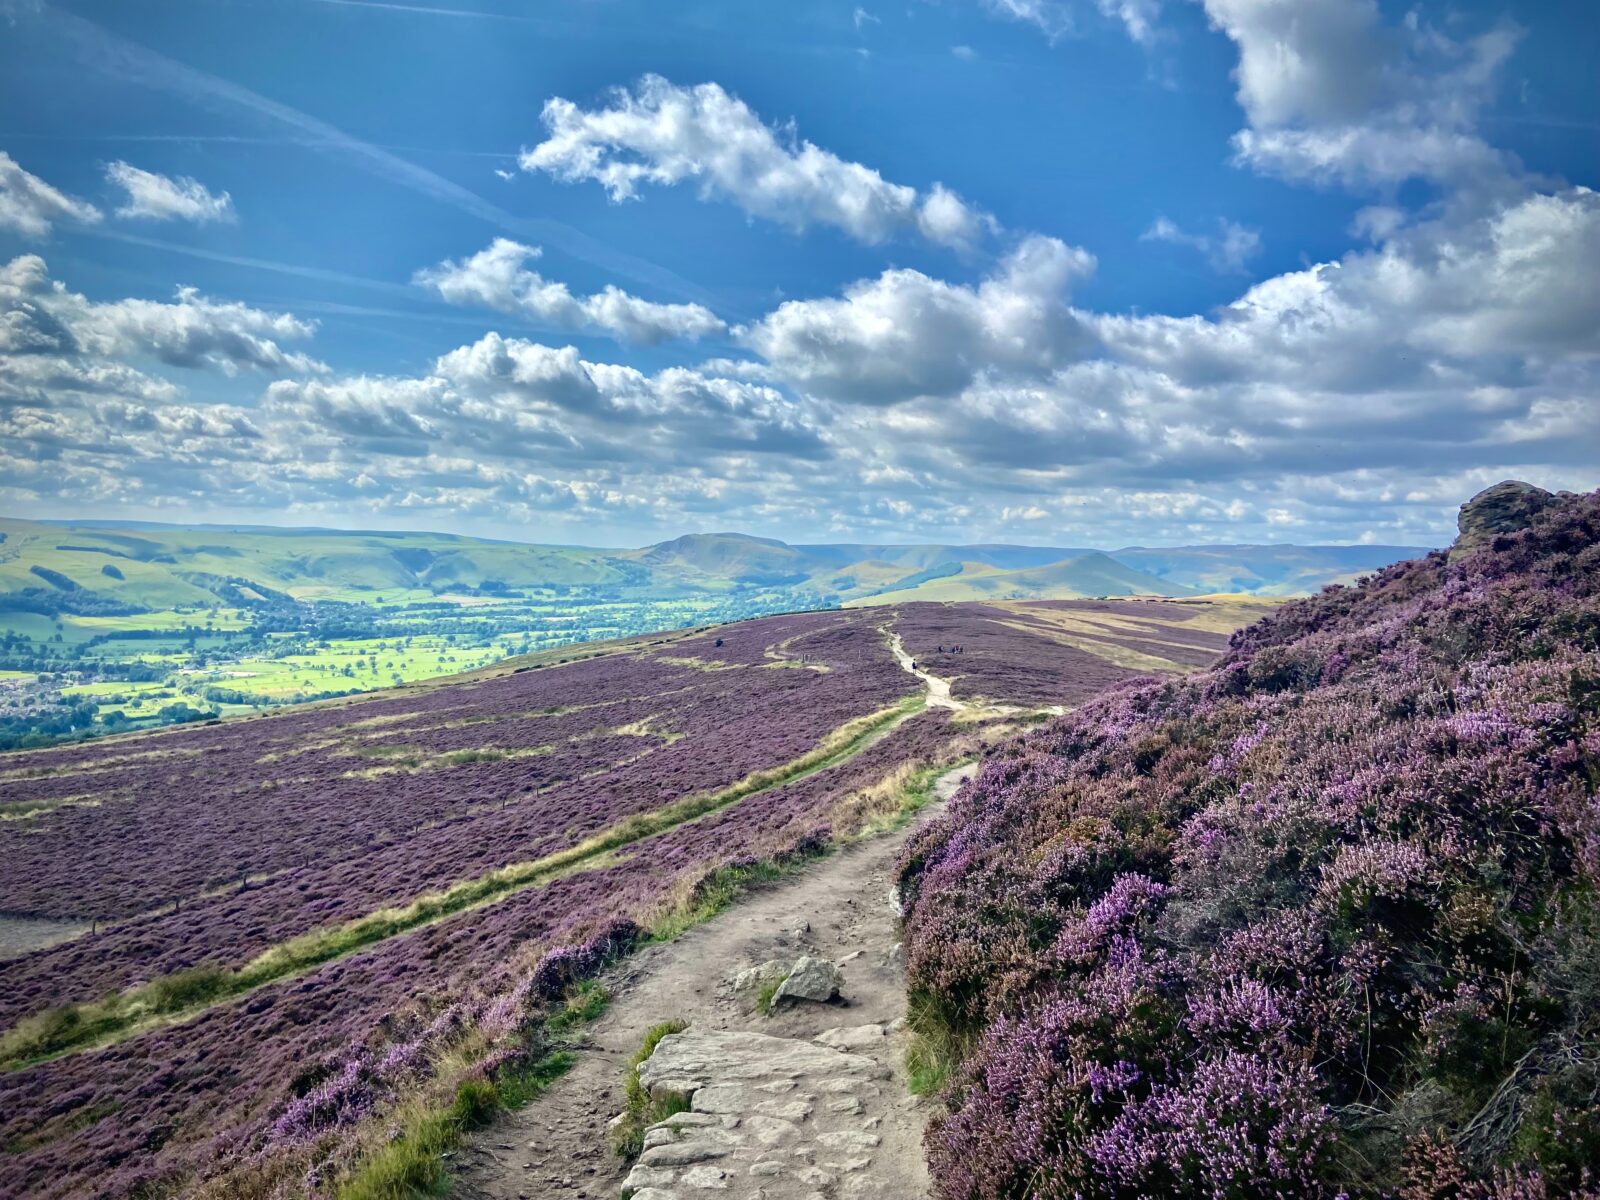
0 599 1244 1199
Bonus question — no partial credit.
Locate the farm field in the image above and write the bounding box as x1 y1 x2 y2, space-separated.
0 597 1245 1199
0 590 804 747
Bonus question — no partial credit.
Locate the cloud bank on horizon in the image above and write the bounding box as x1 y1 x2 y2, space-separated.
0 0 1595 548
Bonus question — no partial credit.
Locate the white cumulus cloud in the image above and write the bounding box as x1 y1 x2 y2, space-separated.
0 152 102 238
740 235 1096 403
415 239 725 344
105 161 236 224
521 76 992 249
1 254 324 377
1202 0 1520 188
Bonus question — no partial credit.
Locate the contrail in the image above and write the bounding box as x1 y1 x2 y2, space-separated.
31 4 714 305
0 131 517 160
81 226 418 296
296 0 573 23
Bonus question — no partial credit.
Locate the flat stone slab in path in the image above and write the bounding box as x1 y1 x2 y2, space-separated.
625 1028 895 1198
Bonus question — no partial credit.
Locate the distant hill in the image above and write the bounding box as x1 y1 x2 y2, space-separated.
628 532 815 588
0 518 644 609
1109 542 1426 596
0 517 1431 612
842 552 1194 605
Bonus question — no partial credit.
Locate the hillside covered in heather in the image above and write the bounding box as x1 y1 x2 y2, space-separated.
898 484 1600 1199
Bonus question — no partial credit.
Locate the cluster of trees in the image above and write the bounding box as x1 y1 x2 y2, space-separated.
0 697 215 752
0 585 148 618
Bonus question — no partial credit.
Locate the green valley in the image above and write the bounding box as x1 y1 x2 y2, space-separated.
0 517 1425 749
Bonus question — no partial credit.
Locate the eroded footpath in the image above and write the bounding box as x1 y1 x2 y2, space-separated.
450 763 975 1200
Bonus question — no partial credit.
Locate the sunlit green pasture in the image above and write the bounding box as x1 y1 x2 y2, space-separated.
72 608 252 634
60 681 185 719
198 635 521 700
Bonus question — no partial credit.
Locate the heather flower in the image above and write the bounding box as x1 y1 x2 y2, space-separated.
902 490 1600 1198
267 1054 380 1147
1184 980 1292 1050
1052 873 1167 963
528 917 639 999
1087 1051 1337 1198
1315 839 1435 915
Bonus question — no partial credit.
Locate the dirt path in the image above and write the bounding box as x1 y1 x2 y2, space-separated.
885 631 958 711
885 628 1064 719
451 762 974 1200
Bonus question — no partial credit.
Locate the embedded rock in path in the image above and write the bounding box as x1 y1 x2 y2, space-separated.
636 1029 881 1098
771 956 842 1006
731 960 789 995
814 1025 887 1052
623 1029 892 1198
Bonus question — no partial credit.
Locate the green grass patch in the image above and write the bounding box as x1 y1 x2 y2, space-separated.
647 859 795 943
333 978 606 1199
545 980 610 1034
340 743 551 777
494 1048 577 1111
335 1077 503 1200
0 792 106 821
903 993 967 1098
609 1020 691 1160
755 976 783 1017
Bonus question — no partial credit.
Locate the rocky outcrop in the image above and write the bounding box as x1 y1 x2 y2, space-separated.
1453 480 1555 557
623 1028 894 1198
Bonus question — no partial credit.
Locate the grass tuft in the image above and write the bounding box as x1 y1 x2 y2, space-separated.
333 980 606 1200
609 1020 690 1159
755 976 782 1016
903 993 965 1098
336 1078 496 1200
545 980 610 1034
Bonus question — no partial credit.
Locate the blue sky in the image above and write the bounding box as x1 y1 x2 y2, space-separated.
1 0 1596 549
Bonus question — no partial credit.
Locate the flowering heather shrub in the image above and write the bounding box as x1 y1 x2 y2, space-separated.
527 919 639 1000
900 487 1600 1198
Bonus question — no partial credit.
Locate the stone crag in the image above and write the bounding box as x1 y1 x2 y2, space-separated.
1452 479 1556 558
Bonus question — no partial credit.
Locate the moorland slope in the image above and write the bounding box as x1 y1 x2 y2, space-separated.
899 484 1600 1198
0 597 1242 1199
